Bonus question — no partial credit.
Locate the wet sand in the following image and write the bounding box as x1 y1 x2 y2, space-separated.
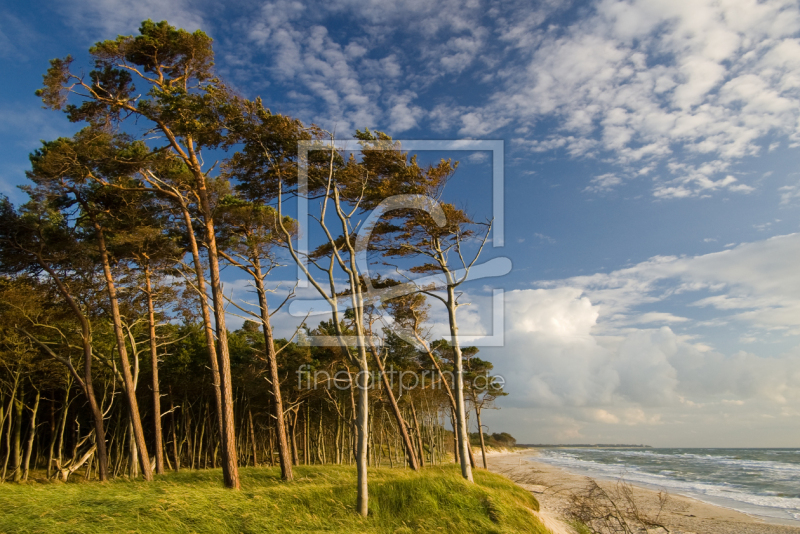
486 450 800 534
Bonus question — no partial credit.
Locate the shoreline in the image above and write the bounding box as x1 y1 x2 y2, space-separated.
485 450 800 534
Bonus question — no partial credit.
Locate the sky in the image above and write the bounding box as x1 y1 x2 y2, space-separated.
2 0 800 446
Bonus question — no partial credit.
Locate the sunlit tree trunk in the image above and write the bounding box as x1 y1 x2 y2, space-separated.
370 349 418 470
92 221 152 481
176 202 224 449
410 400 425 469
446 285 473 482
170 389 180 472
145 266 165 475
355 361 370 514
248 408 258 467
252 264 293 480
195 182 240 489
476 406 488 469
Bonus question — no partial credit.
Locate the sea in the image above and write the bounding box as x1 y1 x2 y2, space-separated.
532 448 800 525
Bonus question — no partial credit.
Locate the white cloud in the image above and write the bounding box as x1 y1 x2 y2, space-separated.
231 0 507 135
482 289 800 411
479 0 800 197
469 233 800 440
467 152 489 164
387 92 424 133
55 0 800 200
626 312 689 324
58 0 206 37
591 409 620 424
779 181 800 204
538 233 800 336
584 173 622 193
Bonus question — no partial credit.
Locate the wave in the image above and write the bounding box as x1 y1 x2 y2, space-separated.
533 449 800 521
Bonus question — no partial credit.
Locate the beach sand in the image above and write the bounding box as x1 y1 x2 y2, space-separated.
485 450 800 534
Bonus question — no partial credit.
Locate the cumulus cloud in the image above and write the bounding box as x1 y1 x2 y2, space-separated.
482 288 800 411
464 233 800 443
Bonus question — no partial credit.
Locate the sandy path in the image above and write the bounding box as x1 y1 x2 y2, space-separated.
486 450 800 534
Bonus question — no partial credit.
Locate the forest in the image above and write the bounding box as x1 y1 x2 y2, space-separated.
0 19 518 522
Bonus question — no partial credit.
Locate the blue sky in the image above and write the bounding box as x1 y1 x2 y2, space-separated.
3 0 800 446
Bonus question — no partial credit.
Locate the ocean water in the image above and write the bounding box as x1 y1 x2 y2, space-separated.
532 448 800 524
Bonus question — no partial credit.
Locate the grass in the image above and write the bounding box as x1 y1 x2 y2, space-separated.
568 520 593 534
0 465 547 533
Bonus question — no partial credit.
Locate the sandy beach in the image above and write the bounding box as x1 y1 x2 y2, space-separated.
485 450 800 534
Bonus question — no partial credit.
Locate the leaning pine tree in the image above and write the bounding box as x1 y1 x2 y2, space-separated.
367 132 495 482
23 130 157 480
36 20 242 488
216 198 297 481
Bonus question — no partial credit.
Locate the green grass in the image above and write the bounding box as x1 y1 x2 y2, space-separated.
0 465 547 533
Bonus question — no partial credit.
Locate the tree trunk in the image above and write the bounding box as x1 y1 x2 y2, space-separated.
197 407 206 469
290 410 299 465
128 418 139 479
450 409 459 464
268 427 275 467
304 404 309 465
335 412 342 465
145 266 165 475
248 408 258 467
170 389 180 471
188 404 196 470
195 184 240 490
0 373 19 483
417 322 477 469
92 222 152 481
11 383 23 482
21 387 40 481
446 285 473 482
177 202 225 458
115 418 126 478
476 406 487 469
410 400 426 469
33 259 109 480
348 375 357 461
59 444 96 482
252 270 292 480
47 395 56 479
369 349 419 470
355 357 370 516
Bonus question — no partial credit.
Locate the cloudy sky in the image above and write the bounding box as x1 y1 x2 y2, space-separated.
2 0 800 446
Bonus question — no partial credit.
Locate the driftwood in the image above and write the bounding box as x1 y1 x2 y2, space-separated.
55 444 96 482
567 477 670 534
496 464 670 534
52 430 97 482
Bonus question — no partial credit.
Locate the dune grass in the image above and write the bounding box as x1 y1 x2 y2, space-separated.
0 464 547 533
